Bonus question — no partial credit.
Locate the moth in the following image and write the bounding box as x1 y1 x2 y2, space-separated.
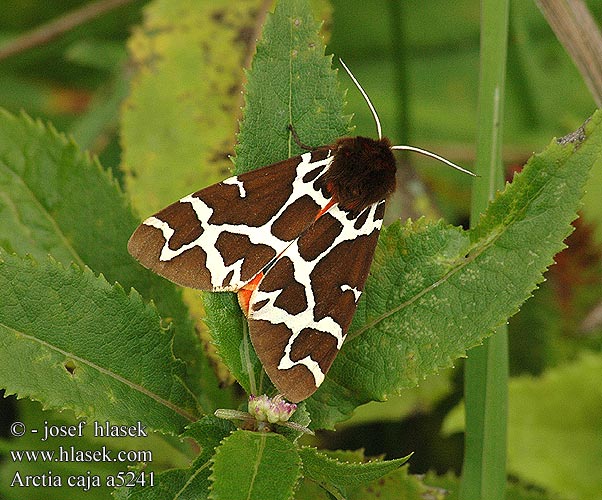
128 60 474 402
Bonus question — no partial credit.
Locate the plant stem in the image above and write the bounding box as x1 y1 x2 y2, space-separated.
387 0 410 147
459 1 509 499
535 0 602 107
0 0 136 61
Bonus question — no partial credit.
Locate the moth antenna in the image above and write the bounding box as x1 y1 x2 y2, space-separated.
338 58 475 177
339 58 383 140
391 145 477 177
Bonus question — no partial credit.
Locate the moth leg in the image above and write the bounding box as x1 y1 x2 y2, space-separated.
288 124 317 151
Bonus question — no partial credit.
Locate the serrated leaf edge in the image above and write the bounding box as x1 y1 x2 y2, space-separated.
298 445 411 494
0 251 198 425
351 124 591 347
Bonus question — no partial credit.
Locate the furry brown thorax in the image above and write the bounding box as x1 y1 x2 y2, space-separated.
324 136 397 212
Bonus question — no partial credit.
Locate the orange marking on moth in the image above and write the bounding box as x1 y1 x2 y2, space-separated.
237 271 264 316
238 197 336 317
315 197 336 220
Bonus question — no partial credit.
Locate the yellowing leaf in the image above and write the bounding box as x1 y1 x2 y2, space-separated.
122 0 266 216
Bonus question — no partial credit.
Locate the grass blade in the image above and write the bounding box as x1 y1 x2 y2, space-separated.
460 0 510 498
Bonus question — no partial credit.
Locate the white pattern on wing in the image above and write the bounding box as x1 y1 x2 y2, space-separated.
249 201 385 387
144 149 385 390
222 176 247 198
340 284 362 302
143 151 333 291
143 216 174 244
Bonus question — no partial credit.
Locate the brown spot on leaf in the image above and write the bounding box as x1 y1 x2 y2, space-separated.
211 9 225 22
64 360 76 375
209 149 232 164
235 26 255 46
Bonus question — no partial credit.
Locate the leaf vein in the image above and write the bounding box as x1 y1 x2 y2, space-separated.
0 321 196 422
0 162 86 268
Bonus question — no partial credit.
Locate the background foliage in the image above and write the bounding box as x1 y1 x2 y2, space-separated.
0 1 601 499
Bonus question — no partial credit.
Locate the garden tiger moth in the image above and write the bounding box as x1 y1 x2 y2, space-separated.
127 59 474 403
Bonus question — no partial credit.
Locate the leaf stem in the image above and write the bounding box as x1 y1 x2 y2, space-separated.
0 0 136 61
240 320 258 396
460 1 509 499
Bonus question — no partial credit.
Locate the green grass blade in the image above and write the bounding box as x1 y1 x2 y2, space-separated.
460 0 510 499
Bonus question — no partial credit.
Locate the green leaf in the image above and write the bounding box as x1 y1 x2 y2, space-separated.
507 352 602 500
233 0 348 174
299 447 410 498
443 355 602 499
297 462 450 500
339 369 453 427
1 400 189 500
425 471 572 500
348 467 448 500
0 109 124 270
0 108 227 411
306 112 601 428
202 292 266 396
204 0 348 395
209 430 301 500
0 253 196 434
122 0 267 216
115 416 235 500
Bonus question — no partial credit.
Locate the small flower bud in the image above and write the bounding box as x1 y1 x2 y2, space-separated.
248 394 297 424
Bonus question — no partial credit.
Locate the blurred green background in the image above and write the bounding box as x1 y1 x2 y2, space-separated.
1 1 601 499
2 0 598 221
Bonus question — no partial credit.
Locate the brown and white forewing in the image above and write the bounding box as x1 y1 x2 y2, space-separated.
247 200 386 402
127 148 334 291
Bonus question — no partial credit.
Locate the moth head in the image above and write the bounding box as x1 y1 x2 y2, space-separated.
326 136 397 211
338 58 476 181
